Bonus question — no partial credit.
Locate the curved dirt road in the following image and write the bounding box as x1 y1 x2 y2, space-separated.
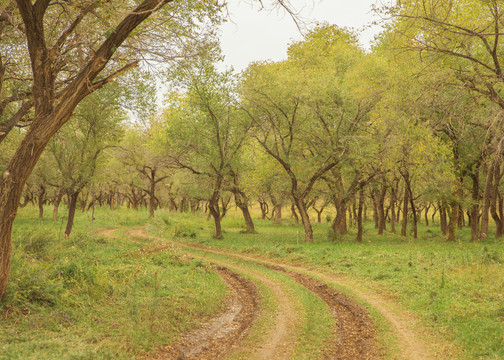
115 228 448 359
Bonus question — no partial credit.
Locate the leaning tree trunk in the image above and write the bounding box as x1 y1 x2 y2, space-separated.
52 189 64 221
293 197 313 243
0 0 171 300
291 202 299 225
64 190 81 238
232 190 255 234
0 108 77 300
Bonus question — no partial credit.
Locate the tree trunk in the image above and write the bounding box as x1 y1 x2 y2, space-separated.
259 200 269 220
0 116 68 299
331 199 347 238
356 185 364 243
490 166 503 238
372 191 379 229
390 183 397 233
291 202 299 225
409 193 418 239
64 190 80 238
401 183 409 237
208 197 222 239
294 197 314 243
52 189 64 221
376 185 387 235
314 207 323 223
232 178 256 234
38 185 46 219
480 163 494 240
424 204 430 226
446 201 459 242
148 170 156 218
439 202 448 235
80 192 88 212
273 204 282 222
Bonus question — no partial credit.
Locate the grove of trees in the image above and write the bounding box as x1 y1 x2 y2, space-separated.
1 0 504 301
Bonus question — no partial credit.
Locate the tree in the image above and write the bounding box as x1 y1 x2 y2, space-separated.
0 0 224 300
119 124 172 218
165 62 252 238
241 25 373 243
46 88 124 237
381 0 504 240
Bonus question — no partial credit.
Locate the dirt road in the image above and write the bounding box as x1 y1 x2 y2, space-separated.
109 228 450 359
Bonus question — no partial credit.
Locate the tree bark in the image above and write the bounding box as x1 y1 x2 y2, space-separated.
291 202 299 225
439 202 448 235
331 199 347 238
38 184 46 219
424 204 431 226
259 199 269 220
52 189 64 221
480 163 494 240
401 183 409 237
208 197 222 239
64 190 80 238
356 185 365 243
390 181 397 233
446 201 459 242
294 197 314 243
231 173 255 234
376 185 387 235
490 165 503 238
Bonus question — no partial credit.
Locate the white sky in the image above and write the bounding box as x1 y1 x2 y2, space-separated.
219 0 381 72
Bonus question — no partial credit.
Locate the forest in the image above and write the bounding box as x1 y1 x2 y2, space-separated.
1 0 504 359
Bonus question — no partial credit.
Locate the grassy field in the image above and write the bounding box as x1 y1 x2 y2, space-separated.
0 206 228 359
150 209 504 360
1 205 503 359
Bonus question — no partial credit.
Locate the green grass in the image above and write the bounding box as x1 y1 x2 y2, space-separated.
151 209 504 360
1 206 228 359
3 205 504 359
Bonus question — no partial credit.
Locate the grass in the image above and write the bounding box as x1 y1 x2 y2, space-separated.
0 206 228 359
3 205 503 359
151 208 504 360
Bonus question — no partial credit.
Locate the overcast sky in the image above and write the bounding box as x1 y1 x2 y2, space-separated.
219 0 381 72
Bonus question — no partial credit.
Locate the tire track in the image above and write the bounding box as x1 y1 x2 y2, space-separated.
125 227 439 359
148 267 258 360
124 228 302 360
264 264 377 360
